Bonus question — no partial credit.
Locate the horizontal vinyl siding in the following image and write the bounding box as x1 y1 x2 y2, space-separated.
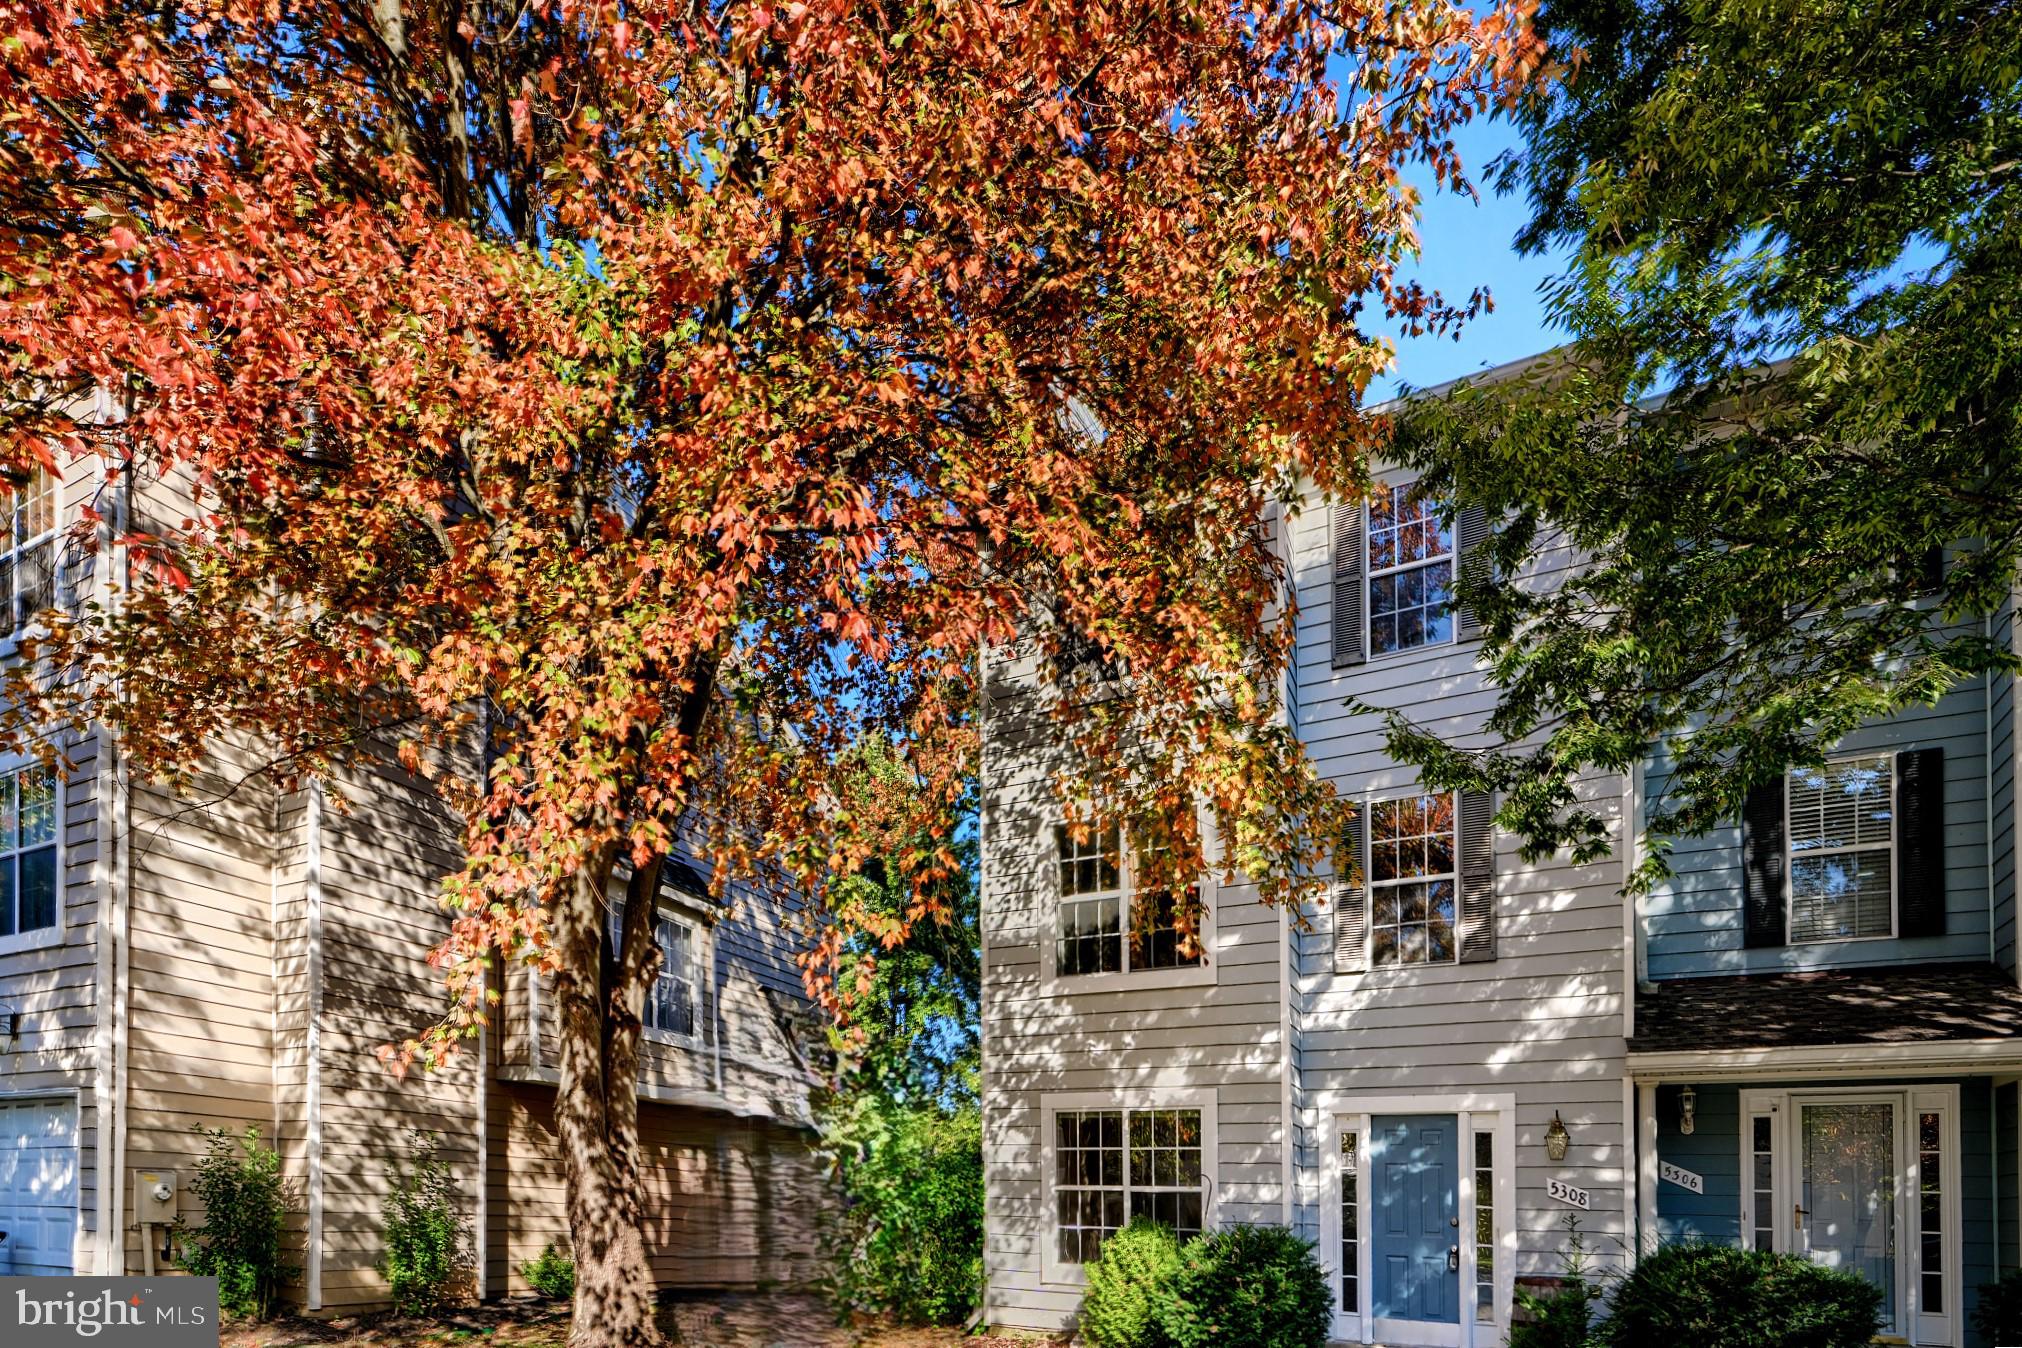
1646 678 1995 978
490 1083 821 1292
980 483 1631 1332
1993 600 2016 979
122 744 278 1276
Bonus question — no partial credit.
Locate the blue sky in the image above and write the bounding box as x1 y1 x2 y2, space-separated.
1367 115 1571 401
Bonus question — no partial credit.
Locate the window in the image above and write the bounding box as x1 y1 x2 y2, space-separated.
1054 1106 1204 1264
0 765 57 938
1473 1131 1495 1322
644 915 697 1039
1367 481 1453 656
1340 1130 1359 1313
1750 1115 1775 1252
0 469 56 635
1788 755 1893 942
1369 793 1457 966
607 906 700 1042
1919 1111 1943 1313
1053 825 1201 977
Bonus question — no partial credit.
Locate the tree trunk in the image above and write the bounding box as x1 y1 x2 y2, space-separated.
552 847 667 1348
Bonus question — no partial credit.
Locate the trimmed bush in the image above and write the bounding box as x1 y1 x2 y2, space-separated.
818 1099 984 1325
1164 1225 1329 1348
379 1131 472 1315
1604 1243 1882 1348
520 1241 576 1300
1975 1268 2022 1346
1078 1219 1182 1348
176 1125 296 1320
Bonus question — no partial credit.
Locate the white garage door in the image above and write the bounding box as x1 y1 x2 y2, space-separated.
0 1096 78 1274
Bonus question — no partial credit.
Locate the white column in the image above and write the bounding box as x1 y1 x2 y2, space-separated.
1637 1083 1659 1257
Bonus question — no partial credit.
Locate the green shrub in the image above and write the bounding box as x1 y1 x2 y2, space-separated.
1511 1215 1605 1348
520 1241 576 1300
1078 1219 1182 1348
379 1131 471 1315
176 1125 296 1319
1163 1225 1329 1348
817 1098 984 1325
1974 1268 2022 1346
1604 1243 1882 1348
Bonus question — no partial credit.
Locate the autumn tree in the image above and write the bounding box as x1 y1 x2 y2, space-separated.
0 0 1543 1342
1377 0 2022 876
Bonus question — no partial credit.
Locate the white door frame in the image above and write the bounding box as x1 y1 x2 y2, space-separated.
1317 1091 1516 1348
1737 1083 1962 1347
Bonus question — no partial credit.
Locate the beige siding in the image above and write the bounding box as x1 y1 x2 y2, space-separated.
488 1083 821 1293
122 746 280 1273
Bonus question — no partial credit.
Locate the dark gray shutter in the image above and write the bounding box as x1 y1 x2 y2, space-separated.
1457 789 1496 962
1897 748 1946 937
1454 504 1490 641
1334 806 1368 974
1917 545 1944 596
1332 499 1365 668
1741 780 1787 948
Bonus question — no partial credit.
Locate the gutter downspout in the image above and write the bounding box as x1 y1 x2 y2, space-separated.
974 641 994 1320
304 779 324 1311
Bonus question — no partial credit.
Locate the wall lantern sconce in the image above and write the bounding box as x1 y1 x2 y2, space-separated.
1680 1085 1697 1136
1545 1111 1570 1162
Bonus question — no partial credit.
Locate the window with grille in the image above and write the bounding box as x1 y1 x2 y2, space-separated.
1 469 57 635
1369 793 1457 966
1918 1111 1943 1313
644 915 697 1039
1750 1115 1775 1252
1366 481 1453 656
608 906 700 1042
1787 755 1894 942
1474 1131 1495 1321
1340 1130 1359 1313
0 765 56 938
1054 1106 1204 1264
1054 825 1201 977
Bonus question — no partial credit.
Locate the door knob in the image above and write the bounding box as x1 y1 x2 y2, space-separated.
1448 1246 1460 1272
1793 1204 1808 1233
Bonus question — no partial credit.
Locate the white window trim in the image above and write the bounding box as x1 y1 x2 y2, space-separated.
1042 811 1219 997
1039 1087 1218 1287
1736 1083 1961 1347
0 469 60 648
1363 478 1458 663
1783 752 1897 947
0 763 64 959
607 894 711 1052
1362 788 1460 971
1317 1091 1517 1348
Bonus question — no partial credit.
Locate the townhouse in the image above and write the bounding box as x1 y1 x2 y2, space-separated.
978 423 2022 1346
0 451 825 1307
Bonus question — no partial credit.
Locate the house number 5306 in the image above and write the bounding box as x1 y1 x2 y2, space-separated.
1547 1177 1591 1210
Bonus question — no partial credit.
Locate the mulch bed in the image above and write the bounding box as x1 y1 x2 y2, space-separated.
218 1294 1063 1348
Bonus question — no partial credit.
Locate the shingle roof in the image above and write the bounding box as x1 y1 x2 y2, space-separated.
1629 962 2022 1055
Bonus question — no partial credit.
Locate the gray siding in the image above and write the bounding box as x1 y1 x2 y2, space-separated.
980 476 1634 1333
1645 674 1994 979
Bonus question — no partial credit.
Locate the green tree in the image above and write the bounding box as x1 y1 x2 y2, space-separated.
1380 0 2022 870
824 737 979 1107
815 738 985 1324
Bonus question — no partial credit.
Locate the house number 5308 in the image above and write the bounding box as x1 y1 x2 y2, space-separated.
1547 1177 1591 1210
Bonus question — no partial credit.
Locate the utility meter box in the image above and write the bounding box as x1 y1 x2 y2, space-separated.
133 1169 177 1225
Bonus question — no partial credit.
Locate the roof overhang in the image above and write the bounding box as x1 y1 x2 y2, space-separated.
1628 1037 2022 1084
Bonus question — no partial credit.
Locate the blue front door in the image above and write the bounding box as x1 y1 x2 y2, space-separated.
1371 1114 1460 1324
